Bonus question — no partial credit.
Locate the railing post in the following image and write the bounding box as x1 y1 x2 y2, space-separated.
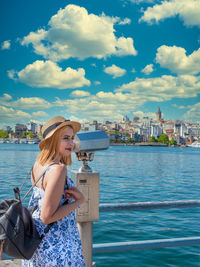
71 170 99 267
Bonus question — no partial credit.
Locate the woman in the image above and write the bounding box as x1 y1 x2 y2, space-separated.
22 116 85 267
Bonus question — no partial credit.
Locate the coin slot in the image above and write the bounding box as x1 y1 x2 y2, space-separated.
79 179 87 183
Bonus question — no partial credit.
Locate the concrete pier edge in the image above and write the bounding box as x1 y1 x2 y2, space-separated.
0 259 21 266
0 259 96 266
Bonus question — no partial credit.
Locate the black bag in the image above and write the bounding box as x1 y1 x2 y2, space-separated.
0 164 55 260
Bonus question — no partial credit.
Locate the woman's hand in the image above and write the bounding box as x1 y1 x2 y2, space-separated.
64 186 85 205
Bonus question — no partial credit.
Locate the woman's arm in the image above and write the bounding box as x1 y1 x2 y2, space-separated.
40 165 84 224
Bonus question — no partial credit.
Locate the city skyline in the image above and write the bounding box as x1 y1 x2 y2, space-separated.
2 106 200 131
0 0 200 128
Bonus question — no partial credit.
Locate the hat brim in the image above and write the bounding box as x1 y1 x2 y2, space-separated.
39 120 81 150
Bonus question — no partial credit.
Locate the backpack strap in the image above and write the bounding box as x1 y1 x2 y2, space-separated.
0 240 5 260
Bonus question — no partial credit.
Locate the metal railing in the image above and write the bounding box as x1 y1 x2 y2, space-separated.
99 200 200 212
93 200 200 254
2 200 200 265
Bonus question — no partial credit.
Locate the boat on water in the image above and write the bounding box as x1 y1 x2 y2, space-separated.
27 139 40 144
0 138 40 144
187 141 200 147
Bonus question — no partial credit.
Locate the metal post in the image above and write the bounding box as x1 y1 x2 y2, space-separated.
71 170 99 267
78 222 93 267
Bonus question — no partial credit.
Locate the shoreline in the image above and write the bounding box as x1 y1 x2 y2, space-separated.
110 142 185 147
0 142 186 147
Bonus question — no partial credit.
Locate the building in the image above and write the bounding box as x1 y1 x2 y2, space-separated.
28 121 37 133
188 126 200 137
133 116 140 122
150 124 163 139
168 135 180 144
156 107 162 121
15 124 27 136
3 125 12 133
123 115 130 122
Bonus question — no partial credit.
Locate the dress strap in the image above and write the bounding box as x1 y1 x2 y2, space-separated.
40 165 56 190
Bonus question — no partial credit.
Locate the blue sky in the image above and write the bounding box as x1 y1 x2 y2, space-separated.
0 0 200 127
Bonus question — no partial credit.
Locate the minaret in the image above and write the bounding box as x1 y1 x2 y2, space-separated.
156 107 162 121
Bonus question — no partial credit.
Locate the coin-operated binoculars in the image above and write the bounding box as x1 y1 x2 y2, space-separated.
71 131 109 267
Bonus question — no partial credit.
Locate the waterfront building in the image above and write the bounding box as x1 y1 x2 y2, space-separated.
163 121 175 132
188 126 200 137
150 124 163 139
168 135 180 144
110 122 120 131
119 121 127 130
15 124 27 136
164 129 174 135
82 122 97 131
29 121 37 133
130 132 140 141
180 123 187 137
174 122 187 137
138 127 150 140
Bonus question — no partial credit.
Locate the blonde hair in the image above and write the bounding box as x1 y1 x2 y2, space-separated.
37 126 73 166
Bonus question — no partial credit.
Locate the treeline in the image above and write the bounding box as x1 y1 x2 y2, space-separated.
0 130 35 139
149 134 177 145
109 133 177 146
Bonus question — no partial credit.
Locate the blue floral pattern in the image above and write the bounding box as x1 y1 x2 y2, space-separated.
22 172 85 267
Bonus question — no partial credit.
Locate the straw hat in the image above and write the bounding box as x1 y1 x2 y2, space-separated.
39 116 81 150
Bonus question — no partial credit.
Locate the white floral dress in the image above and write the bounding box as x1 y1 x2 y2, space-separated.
22 169 85 267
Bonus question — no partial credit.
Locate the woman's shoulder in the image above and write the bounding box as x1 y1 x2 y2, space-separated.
33 161 66 181
42 163 67 189
49 163 66 174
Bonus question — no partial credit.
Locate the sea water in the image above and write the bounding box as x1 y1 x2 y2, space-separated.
0 144 199 266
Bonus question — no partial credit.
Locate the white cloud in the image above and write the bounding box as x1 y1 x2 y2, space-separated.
9 60 90 89
21 4 137 61
133 110 156 119
104 64 126 78
117 74 200 101
94 81 101 85
53 73 200 121
0 93 12 101
70 90 90 97
7 70 17 80
69 115 88 124
129 0 155 4
131 68 136 73
0 106 31 123
118 18 131 25
141 64 154 75
178 105 191 109
12 97 52 109
32 111 49 117
0 94 52 109
156 46 200 74
0 110 48 129
1 40 11 50
140 0 200 27
183 102 200 121
0 93 13 107
55 90 146 121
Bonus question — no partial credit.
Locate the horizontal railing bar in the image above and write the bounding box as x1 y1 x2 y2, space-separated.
93 236 200 253
99 200 200 212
